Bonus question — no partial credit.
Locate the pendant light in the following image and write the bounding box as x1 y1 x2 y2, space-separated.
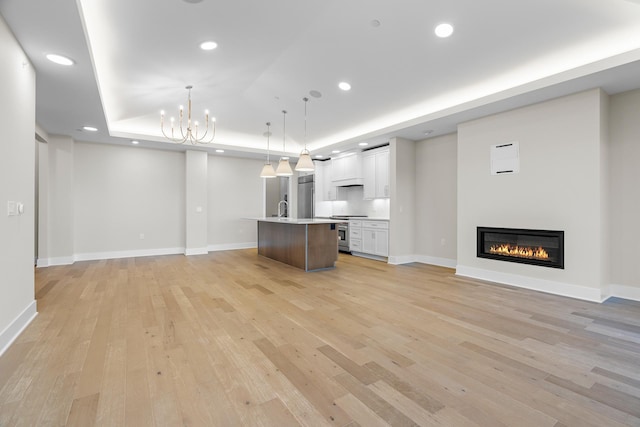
260 122 276 178
276 110 293 176
295 97 315 172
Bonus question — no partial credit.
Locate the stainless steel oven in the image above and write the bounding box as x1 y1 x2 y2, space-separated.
337 222 349 252
331 215 367 253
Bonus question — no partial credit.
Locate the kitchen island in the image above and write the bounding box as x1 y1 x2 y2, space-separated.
255 218 340 271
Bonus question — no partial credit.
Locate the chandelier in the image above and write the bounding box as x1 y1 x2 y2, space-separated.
160 85 215 144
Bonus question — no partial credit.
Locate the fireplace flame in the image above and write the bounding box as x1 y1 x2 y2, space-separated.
489 244 549 260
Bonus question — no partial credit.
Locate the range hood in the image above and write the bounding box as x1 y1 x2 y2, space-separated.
335 178 363 187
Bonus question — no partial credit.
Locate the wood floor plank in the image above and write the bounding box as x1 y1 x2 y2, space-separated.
254 337 352 425
244 397 302 427
546 374 640 418
0 249 638 426
335 372 419 427
66 392 100 426
333 392 389 427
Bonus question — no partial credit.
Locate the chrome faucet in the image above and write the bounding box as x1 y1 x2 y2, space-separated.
277 200 288 218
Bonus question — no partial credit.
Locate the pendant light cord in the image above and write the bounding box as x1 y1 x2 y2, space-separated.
266 122 271 163
282 110 287 154
303 97 308 151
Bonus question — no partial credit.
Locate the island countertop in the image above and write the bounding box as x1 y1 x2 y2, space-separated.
250 217 343 225
252 218 339 271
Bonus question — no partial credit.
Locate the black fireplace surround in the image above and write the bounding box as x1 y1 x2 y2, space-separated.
477 227 564 269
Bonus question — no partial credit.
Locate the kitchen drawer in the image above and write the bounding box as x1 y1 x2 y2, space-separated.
350 238 362 251
350 228 362 239
362 220 389 229
349 220 363 227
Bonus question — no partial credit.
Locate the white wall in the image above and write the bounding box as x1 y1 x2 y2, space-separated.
414 133 457 267
72 142 185 258
39 140 267 262
609 89 640 298
599 91 610 292
389 137 416 263
457 89 608 301
0 15 37 355
185 150 208 255
207 155 264 250
39 136 75 264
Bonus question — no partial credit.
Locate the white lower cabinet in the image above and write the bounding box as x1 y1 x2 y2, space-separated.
349 220 362 253
350 219 388 258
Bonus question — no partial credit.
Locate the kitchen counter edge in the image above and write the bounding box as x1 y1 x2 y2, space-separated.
247 217 344 225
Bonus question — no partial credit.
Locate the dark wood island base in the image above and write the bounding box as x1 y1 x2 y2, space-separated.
257 219 339 271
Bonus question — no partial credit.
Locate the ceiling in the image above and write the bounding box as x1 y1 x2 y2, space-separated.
2 0 640 161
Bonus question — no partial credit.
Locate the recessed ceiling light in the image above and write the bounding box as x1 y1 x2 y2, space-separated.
131 140 139 145
46 54 74 66
338 82 351 91
315 155 324 159
371 19 381 28
359 142 369 147
200 41 218 51
309 90 322 98
435 23 454 38
423 129 434 136
332 150 340 154
215 149 224 153
82 126 98 132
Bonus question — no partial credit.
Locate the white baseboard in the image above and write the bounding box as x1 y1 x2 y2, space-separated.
351 251 388 262
456 265 603 302
37 256 74 267
38 247 186 267
75 247 185 262
0 300 37 357
185 247 209 256
387 254 457 269
208 242 256 252
37 244 258 267
413 255 457 269
387 255 415 265
606 283 640 302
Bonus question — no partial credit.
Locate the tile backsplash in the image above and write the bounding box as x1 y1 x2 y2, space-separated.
325 186 390 218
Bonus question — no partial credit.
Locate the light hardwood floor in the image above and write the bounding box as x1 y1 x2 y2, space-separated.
1 249 639 426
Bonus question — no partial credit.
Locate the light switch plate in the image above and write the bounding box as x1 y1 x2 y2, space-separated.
7 201 17 216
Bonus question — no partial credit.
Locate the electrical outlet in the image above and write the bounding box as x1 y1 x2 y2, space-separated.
441 238 446 246
139 233 145 240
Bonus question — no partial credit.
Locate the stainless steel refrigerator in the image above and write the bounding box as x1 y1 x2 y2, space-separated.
297 175 314 218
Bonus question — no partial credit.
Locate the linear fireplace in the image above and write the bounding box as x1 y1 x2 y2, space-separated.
477 227 564 269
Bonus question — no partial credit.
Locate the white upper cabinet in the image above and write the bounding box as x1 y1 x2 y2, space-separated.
331 153 363 185
315 160 341 201
362 146 390 199
363 154 376 199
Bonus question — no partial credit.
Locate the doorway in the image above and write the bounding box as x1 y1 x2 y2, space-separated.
265 176 289 217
